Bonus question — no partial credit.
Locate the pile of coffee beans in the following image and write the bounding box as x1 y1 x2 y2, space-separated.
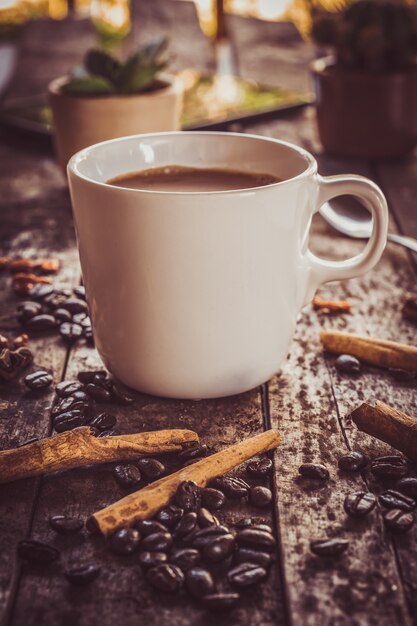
17 449 276 613
15 284 93 346
51 369 134 435
299 451 416 559
106 475 275 611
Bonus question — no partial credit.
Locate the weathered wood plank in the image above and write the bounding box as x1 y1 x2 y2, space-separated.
9 346 284 626
374 160 417 241
0 141 79 620
3 5 286 626
245 99 416 626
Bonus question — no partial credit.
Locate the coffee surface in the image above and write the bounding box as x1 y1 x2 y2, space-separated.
107 165 280 192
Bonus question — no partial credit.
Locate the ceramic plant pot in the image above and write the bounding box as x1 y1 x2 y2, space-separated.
49 73 183 170
311 57 417 159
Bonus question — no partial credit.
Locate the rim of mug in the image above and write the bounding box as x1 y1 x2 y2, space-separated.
67 131 318 195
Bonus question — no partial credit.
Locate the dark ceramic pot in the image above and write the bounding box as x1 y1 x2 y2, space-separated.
311 57 417 159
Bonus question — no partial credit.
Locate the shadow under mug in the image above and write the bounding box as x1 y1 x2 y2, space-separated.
68 132 388 399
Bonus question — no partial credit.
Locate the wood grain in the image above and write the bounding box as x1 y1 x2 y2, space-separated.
1 3 416 626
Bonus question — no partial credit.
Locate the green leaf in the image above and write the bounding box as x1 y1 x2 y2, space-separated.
84 49 121 85
139 36 169 65
61 76 115 96
118 62 166 94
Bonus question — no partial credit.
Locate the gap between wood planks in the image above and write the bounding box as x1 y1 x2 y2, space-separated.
4 276 81 626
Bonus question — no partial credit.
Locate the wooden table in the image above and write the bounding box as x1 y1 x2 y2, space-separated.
1 3 416 625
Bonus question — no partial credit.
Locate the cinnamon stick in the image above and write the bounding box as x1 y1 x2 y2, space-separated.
0 427 198 484
350 401 417 462
320 330 417 372
313 296 352 314
91 429 281 536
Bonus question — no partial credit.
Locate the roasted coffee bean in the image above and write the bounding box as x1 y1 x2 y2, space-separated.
203 533 235 563
17 301 42 323
211 476 249 499
246 457 273 477
178 445 208 463
174 480 202 512
52 395 91 417
227 562 267 588
61 298 89 314
137 458 165 481
335 354 361 374
109 527 140 555
344 492 377 518
249 523 273 533
55 380 83 397
54 308 72 323
43 291 70 310
54 410 88 433
197 508 219 528
138 551 167 569
78 370 107 384
384 509 414 533
170 548 201 571
84 327 94 344
370 456 409 479
156 505 184 529
146 563 184 593
90 412 116 432
187 525 230 549
310 538 349 557
97 429 116 438
111 382 135 405
202 593 240 611
49 515 83 534
25 314 57 331
234 548 273 568
141 532 173 552
17 540 59 563
174 512 197 538
249 486 272 508
59 322 83 343
379 490 416 512
28 284 55 300
73 286 86 300
136 520 168 536
201 488 226 510
236 529 276 552
389 368 415 382
85 383 112 403
65 563 100 585
298 463 329 480
72 312 87 324
396 477 417 499
81 316 92 328
24 370 53 390
93 373 113 389
338 451 368 472
113 464 141 488
186 566 214 597
69 390 90 401
235 518 253 529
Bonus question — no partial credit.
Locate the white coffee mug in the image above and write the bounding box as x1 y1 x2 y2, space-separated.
68 132 388 399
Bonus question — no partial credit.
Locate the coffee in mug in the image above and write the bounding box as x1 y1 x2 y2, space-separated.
107 165 281 191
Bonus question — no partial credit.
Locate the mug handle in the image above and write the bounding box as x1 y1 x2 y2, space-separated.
304 174 389 303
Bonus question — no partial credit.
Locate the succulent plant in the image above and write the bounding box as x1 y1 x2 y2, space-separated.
312 0 417 72
61 36 168 96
